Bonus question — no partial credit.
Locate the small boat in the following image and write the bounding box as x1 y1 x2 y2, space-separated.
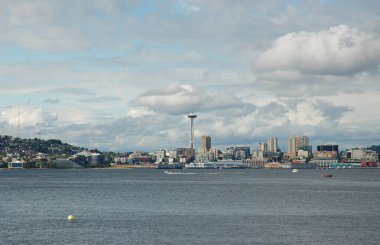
292 169 298 173
164 170 175 174
321 174 333 178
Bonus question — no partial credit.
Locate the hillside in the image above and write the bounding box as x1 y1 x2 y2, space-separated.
366 145 380 155
0 135 85 157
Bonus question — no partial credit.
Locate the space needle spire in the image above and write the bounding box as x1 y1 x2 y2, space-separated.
187 112 197 150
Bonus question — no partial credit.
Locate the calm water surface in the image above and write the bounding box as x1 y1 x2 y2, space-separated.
1 169 379 244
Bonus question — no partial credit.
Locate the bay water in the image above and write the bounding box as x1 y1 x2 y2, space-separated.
1 169 379 244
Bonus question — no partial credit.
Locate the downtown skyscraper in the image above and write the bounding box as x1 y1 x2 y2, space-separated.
268 137 278 153
200 135 211 154
288 136 310 154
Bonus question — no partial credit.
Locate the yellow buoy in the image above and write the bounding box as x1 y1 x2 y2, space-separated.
67 215 76 221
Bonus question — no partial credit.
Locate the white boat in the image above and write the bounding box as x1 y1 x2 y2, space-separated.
164 170 174 174
292 169 298 173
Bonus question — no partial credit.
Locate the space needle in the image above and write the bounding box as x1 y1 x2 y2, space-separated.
187 112 197 150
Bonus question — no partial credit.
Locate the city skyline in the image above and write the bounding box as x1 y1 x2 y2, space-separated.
0 1 379 152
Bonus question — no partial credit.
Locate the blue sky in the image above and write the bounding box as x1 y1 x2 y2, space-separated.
0 0 380 152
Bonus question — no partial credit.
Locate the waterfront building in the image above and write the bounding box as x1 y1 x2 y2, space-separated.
252 150 265 160
314 151 338 159
89 152 105 165
229 146 251 160
347 149 366 160
222 146 251 160
235 149 248 160
365 150 379 162
268 137 278 152
264 162 281 169
291 159 317 169
175 148 193 158
210 148 220 160
222 151 234 160
8 158 24 169
311 159 339 168
71 150 105 166
168 149 178 160
71 151 92 166
344 149 379 163
172 147 194 163
330 162 354 169
280 162 292 169
113 154 129 164
313 144 339 168
148 152 157 162
265 151 281 161
297 150 309 159
196 151 216 163
244 159 266 168
128 155 152 164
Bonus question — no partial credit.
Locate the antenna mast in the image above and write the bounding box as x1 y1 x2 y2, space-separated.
17 106 20 138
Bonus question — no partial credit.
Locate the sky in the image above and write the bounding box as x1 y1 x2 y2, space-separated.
0 0 380 152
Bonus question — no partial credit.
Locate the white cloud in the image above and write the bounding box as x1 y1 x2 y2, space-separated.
127 108 156 118
0 106 57 127
256 25 380 75
130 83 249 115
286 101 324 126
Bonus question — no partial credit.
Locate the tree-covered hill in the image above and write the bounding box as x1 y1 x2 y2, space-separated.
0 135 85 157
366 145 380 155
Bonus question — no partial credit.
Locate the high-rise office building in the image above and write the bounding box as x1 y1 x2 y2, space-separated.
258 142 268 152
288 136 310 153
268 137 278 152
200 135 211 154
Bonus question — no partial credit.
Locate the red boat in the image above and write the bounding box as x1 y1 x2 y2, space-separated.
321 174 333 178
